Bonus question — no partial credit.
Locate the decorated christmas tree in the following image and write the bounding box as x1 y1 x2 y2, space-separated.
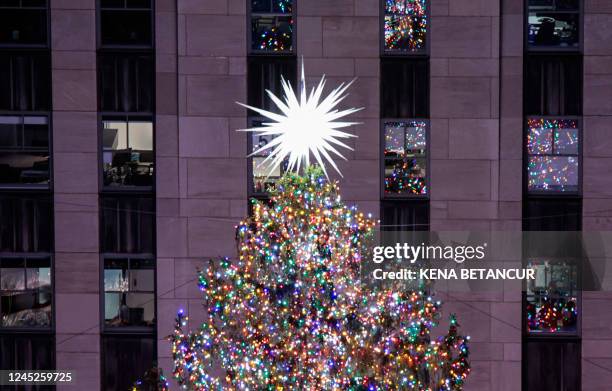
169 65 470 390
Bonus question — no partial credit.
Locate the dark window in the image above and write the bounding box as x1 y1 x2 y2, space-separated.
383 0 427 53
380 200 429 232
99 54 154 113
523 198 581 231
104 257 155 328
0 53 51 111
102 118 153 188
101 196 154 254
525 340 580 390
527 0 580 49
250 0 294 53
247 57 296 114
0 115 49 186
102 335 155 391
99 0 152 47
381 59 429 118
524 56 582 116
0 333 54 373
0 1 48 46
0 194 52 253
0 257 51 328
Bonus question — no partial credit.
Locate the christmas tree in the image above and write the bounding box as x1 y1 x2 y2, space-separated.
169 65 470 390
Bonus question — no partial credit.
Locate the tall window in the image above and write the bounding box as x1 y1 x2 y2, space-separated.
0 0 53 377
247 1 296 200
523 1 583 389
98 1 156 388
380 2 429 231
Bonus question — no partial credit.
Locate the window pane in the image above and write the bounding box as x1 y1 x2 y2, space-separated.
383 0 427 53
251 16 293 52
0 195 52 252
525 341 580 390
252 0 292 13
247 57 296 114
0 8 47 45
128 122 153 150
384 121 427 196
102 336 155 391
100 9 152 46
523 198 581 231
0 152 49 185
99 55 154 112
527 118 579 193
0 116 21 147
0 53 51 111
101 197 154 253
0 334 54 372
103 121 128 150
251 129 287 194
1 258 52 328
526 260 578 334
381 200 429 232
103 120 153 188
23 117 49 148
528 0 579 49
381 59 429 118
525 56 582 116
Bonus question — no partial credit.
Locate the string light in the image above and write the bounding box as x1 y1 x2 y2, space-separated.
169 167 470 390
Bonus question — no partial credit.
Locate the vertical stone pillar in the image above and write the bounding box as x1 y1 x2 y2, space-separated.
51 0 100 388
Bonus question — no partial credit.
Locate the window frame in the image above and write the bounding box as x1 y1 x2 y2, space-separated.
248 0 297 55
0 1 50 49
380 0 430 57
0 50 52 113
0 113 52 190
524 0 583 53
0 254 53 331
99 114 155 192
99 194 156 255
523 258 581 337
380 118 430 200
523 116 582 196
96 0 155 50
100 254 156 333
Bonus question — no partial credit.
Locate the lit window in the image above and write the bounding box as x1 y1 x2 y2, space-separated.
250 119 288 195
0 257 51 328
525 260 578 333
528 0 579 49
99 0 152 47
0 0 48 46
104 258 155 328
102 119 153 188
250 0 294 53
0 116 49 186
383 0 427 53
527 118 579 193
384 121 427 196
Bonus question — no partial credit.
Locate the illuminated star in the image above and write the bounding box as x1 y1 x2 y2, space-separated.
237 62 362 178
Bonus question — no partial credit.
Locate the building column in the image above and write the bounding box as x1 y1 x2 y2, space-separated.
51 1 100 389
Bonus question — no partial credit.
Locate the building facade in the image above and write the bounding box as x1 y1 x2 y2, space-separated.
0 0 611 390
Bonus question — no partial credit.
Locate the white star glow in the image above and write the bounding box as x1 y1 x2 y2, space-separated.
237 63 362 178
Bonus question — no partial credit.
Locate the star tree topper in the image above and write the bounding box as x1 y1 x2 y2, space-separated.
237 62 362 178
